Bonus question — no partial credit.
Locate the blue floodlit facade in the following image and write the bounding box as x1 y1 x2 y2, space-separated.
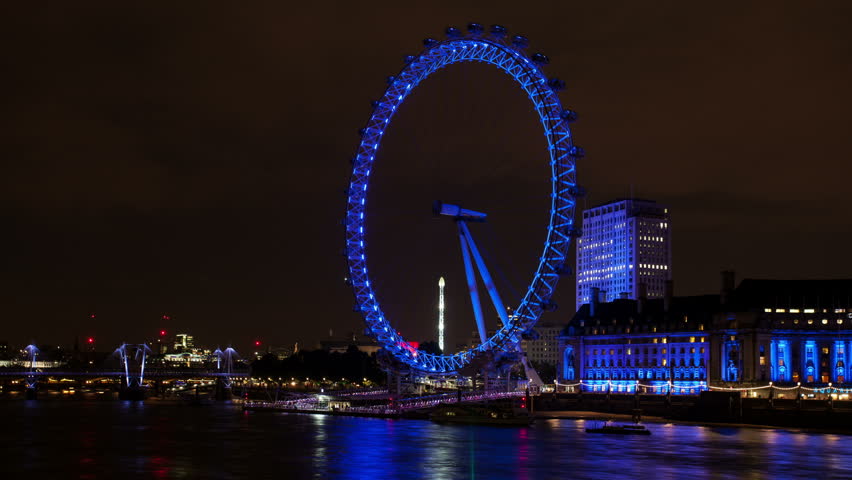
344 24 583 374
576 198 671 307
559 275 852 393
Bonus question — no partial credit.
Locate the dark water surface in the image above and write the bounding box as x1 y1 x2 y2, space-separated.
2 400 851 479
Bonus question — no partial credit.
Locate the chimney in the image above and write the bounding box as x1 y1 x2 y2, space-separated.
637 283 648 314
590 287 600 317
721 270 735 306
664 280 674 312
599 290 607 304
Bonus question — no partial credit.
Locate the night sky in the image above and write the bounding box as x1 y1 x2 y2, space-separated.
3 2 851 353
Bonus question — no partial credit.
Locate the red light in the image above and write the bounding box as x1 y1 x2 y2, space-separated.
159 330 167 336
162 315 170 320
89 314 96 319
254 340 261 346
87 337 94 344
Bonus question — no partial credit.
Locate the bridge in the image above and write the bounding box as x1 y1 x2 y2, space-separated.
244 389 526 417
4 343 248 400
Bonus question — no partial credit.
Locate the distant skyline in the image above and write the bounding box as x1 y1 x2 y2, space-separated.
2 2 851 350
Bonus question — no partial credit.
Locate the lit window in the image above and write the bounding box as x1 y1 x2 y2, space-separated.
775 309 785 313
764 308 772 313
789 309 800 313
804 309 815 313
807 319 814 325
689 337 695 343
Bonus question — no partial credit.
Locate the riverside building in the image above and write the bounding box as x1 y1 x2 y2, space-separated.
558 273 852 394
521 322 562 369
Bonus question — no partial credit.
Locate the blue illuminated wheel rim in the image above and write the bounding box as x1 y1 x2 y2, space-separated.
344 25 583 374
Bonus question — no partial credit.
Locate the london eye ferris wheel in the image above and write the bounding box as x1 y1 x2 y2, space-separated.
344 23 585 375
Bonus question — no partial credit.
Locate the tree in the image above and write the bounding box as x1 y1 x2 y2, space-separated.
531 361 557 384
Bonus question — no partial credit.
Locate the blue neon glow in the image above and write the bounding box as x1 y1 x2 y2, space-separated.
723 338 741 382
344 27 582 373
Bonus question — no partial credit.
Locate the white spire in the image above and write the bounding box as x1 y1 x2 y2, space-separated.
438 276 445 353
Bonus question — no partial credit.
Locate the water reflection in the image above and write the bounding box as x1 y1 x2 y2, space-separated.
3 401 852 479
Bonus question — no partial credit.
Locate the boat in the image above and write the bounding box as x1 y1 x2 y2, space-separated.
586 422 651 435
430 404 534 426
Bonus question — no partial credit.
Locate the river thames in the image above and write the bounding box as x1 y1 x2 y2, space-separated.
2 400 850 479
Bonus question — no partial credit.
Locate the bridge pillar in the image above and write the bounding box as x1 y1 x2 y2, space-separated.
25 375 37 400
119 381 145 401
214 377 232 401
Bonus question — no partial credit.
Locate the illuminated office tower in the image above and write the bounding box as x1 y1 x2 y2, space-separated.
576 198 671 307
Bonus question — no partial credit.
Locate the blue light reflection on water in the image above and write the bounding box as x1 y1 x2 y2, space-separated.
2 401 852 479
